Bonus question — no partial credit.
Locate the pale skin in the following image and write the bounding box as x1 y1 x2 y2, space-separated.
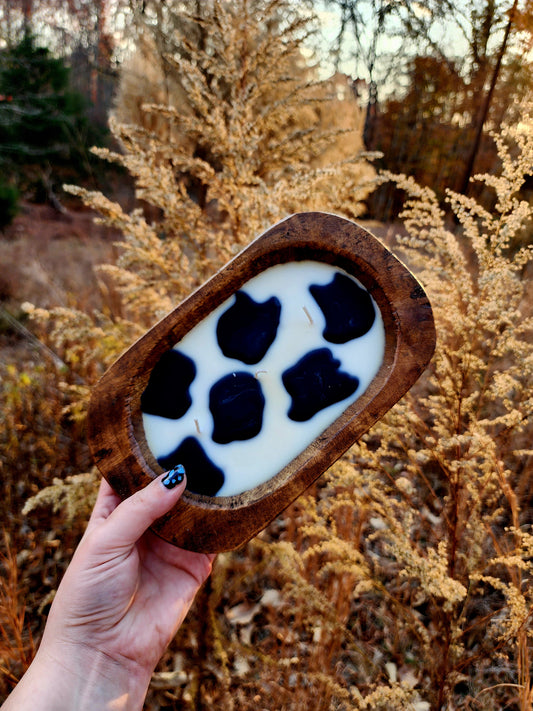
1 474 214 711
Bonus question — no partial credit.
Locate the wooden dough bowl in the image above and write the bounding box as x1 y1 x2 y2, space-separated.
87 212 436 553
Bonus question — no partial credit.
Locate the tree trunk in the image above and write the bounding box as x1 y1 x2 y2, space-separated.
458 0 518 195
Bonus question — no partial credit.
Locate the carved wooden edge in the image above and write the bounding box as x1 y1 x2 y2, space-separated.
87 212 436 553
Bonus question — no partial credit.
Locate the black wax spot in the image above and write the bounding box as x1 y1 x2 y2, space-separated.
209 372 265 444
282 348 359 422
157 437 225 497
216 291 281 365
141 349 196 419
310 272 375 343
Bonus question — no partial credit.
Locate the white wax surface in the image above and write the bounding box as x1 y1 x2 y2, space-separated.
142 261 385 496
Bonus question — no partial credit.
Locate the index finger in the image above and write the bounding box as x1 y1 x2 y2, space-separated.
86 477 121 529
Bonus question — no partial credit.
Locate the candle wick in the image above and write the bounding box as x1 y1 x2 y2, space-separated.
194 418 201 434
303 306 314 325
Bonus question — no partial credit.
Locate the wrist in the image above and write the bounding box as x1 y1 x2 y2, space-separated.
2 639 152 711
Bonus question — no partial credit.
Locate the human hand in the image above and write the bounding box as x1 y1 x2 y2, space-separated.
2 470 214 711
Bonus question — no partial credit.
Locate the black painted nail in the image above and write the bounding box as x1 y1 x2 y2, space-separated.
162 464 185 489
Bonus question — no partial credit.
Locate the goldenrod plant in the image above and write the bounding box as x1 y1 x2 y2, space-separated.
234 107 532 709
28 0 371 412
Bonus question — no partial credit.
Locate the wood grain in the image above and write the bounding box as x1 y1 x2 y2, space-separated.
87 212 436 552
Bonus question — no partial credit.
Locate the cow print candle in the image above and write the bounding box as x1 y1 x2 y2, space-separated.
141 261 385 497
87 212 435 553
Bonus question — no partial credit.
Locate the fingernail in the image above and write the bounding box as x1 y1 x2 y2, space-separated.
162 464 185 489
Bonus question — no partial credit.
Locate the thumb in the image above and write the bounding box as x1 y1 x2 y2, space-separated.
101 466 186 550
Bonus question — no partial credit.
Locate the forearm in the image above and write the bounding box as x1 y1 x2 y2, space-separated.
1 642 152 711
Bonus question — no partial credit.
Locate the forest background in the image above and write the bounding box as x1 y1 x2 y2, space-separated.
1 0 533 709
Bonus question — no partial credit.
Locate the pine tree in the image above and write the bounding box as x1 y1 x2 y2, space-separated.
0 33 89 194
